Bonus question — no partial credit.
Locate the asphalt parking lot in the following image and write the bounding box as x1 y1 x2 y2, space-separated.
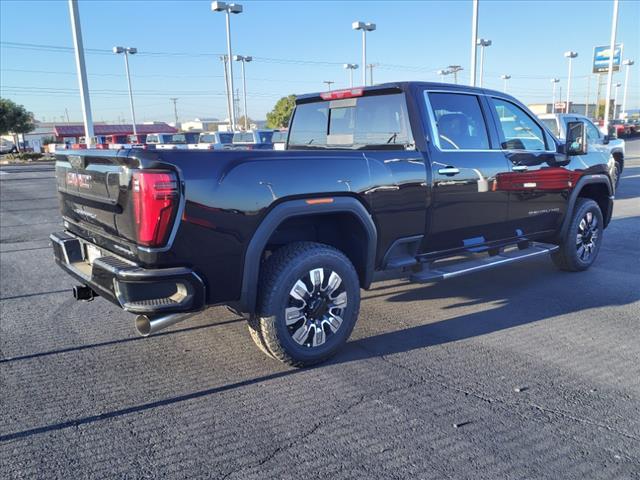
1 143 639 479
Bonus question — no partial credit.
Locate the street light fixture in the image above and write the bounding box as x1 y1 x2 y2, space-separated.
500 74 511 92
448 65 463 84
113 46 138 135
476 38 491 88
234 55 252 130
212 1 243 130
343 63 358 88
564 50 578 113
352 21 376 86
621 59 634 119
550 78 560 113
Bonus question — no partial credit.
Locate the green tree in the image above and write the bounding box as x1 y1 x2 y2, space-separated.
0 98 35 152
266 95 296 129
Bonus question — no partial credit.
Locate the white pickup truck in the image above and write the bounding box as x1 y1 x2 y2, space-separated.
538 113 625 187
187 131 234 150
146 133 189 150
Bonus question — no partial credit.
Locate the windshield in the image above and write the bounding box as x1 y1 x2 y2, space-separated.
168 134 187 144
541 118 560 137
233 132 254 143
288 93 413 149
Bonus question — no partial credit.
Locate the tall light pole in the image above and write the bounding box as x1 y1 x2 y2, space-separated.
234 55 252 130
113 46 138 135
500 74 511 92
219 55 233 128
212 1 243 130
551 78 560 113
604 0 619 131
613 82 622 118
476 38 491 88
352 21 376 86
170 98 179 127
621 59 634 119
564 51 578 114
68 0 94 146
344 63 358 87
469 0 479 86
448 65 463 84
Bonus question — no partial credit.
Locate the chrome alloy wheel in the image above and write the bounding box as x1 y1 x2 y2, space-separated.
576 211 599 261
285 268 348 348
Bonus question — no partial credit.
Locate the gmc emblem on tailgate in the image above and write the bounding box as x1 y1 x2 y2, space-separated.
68 155 85 169
67 172 92 189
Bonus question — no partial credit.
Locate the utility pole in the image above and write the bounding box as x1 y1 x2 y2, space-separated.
448 65 463 84
323 80 335 91
170 98 179 127
367 63 377 86
67 0 94 146
585 76 591 117
65 108 71 123
603 0 619 132
469 0 479 86
551 78 559 113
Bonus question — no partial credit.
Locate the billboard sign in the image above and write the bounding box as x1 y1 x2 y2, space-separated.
593 44 623 73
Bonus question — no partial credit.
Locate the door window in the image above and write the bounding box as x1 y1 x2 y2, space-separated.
427 92 490 150
585 120 601 142
491 98 547 151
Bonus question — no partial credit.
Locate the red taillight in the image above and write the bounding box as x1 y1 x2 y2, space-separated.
132 171 179 247
320 88 364 100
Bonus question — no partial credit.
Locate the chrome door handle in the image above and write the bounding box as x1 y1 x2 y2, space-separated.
438 167 460 175
512 165 528 172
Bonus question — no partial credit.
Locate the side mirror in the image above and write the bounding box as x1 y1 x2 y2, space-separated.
602 134 610 145
566 121 587 156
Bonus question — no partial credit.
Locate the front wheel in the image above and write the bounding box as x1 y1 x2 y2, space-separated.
552 198 603 272
248 242 361 367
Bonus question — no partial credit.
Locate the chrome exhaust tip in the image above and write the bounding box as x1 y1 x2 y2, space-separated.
134 312 198 337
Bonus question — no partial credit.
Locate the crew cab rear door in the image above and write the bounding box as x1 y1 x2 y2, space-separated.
422 90 512 252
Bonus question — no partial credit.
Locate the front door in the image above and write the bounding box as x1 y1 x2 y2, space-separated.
488 97 570 238
422 91 512 253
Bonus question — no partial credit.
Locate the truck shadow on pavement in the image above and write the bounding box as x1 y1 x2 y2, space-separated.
2 217 638 444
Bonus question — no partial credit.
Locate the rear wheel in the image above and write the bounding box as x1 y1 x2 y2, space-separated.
552 198 603 272
248 242 360 367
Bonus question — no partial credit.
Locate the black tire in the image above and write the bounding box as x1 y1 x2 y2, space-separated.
552 198 603 272
613 159 622 188
248 241 360 367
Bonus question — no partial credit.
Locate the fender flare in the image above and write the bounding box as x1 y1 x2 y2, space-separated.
559 174 613 239
238 197 377 313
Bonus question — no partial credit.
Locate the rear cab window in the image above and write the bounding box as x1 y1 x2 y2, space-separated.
426 92 491 150
288 92 414 150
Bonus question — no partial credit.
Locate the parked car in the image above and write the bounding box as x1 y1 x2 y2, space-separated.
188 131 234 150
539 113 625 186
52 82 614 367
227 129 275 150
0 139 18 154
610 119 632 138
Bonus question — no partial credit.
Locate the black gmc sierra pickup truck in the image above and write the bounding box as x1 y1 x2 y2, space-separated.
52 82 615 366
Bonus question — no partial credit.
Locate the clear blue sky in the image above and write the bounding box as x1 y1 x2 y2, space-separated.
1 0 638 124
